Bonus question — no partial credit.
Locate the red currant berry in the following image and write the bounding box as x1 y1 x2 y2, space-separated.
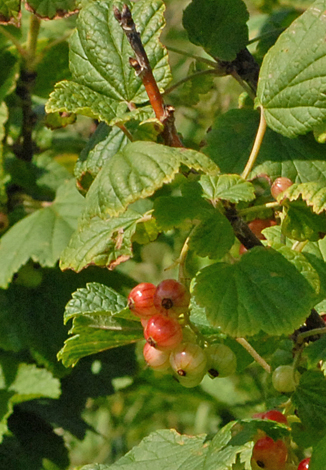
154 279 190 317
144 314 183 351
272 365 300 393
298 457 310 470
271 177 293 200
128 283 157 317
248 219 277 240
251 437 288 470
143 342 171 371
206 343 237 378
239 243 248 255
170 342 207 388
263 410 288 425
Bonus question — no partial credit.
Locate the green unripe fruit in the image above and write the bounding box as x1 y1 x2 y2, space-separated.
206 343 237 378
272 365 300 393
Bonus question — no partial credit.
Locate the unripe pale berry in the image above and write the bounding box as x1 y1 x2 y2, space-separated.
297 457 310 470
251 436 288 470
144 314 183 351
272 365 300 393
143 342 171 371
206 343 237 378
271 177 293 200
154 279 190 317
170 342 207 387
128 283 157 317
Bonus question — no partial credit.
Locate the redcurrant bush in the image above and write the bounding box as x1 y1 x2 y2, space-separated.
153 279 190 317
271 177 293 200
144 314 183 350
169 342 207 388
272 365 300 393
251 436 288 470
297 457 310 470
206 343 237 378
128 283 157 317
143 342 171 371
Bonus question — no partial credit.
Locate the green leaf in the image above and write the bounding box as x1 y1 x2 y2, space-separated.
0 49 19 102
82 141 219 220
46 0 171 120
189 212 235 259
282 201 326 241
0 180 85 288
193 246 317 336
304 335 326 368
75 123 129 193
281 182 326 214
60 210 142 272
153 195 210 230
292 370 326 431
204 108 326 183
0 0 20 25
25 0 77 19
177 62 215 106
257 0 326 138
310 433 326 470
58 283 142 367
183 0 249 61
199 175 256 203
64 283 128 323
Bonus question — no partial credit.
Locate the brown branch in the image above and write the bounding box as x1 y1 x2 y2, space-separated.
224 204 263 250
113 4 183 147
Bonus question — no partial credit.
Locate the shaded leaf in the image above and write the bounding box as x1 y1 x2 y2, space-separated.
0 0 20 25
310 433 326 470
0 180 85 288
257 0 326 137
0 49 19 102
199 174 255 203
282 201 326 241
153 195 211 230
281 182 326 214
25 0 77 19
183 0 249 61
193 246 318 337
204 108 326 183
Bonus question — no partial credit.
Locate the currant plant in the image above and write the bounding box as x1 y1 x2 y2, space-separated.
2 0 326 468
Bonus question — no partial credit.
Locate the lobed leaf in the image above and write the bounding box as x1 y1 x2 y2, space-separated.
153 195 211 230
293 370 326 431
82 141 219 220
257 0 326 137
281 182 326 214
25 0 77 19
0 180 85 288
193 246 318 337
183 0 249 61
199 174 256 203
282 201 326 241
0 0 20 25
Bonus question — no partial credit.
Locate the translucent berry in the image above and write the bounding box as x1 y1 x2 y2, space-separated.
251 436 288 470
272 365 300 393
206 343 237 378
128 283 157 317
297 457 310 470
248 219 277 240
271 177 293 200
170 342 207 388
143 342 171 371
144 314 183 351
154 279 190 317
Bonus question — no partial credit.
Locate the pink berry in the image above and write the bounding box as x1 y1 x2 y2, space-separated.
143 342 171 371
128 283 157 317
144 314 183 350
154 279 190 317
263 410 288 425
248 219 277 240
271 177 293 200
251 437 288 470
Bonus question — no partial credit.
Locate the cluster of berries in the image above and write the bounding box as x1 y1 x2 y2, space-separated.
128 279 236 388
251 410 310 470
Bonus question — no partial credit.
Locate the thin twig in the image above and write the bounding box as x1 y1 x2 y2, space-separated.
238 201 280 217
166 45 217 67
163 69 217 96
236 337 271 373
0 26 28 58
241 106 267 180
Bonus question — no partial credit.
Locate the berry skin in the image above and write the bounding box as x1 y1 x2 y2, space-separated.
253 410 288 425
206 343 237 378
170 342 207 388
272 365 300 393
271 177 293 200
144 314 183 351
297 458 310 470
128 283 157 318
143 342 171 371
248 219 277 240
0 213 9 232
154 279 190 317
251 436 288 470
